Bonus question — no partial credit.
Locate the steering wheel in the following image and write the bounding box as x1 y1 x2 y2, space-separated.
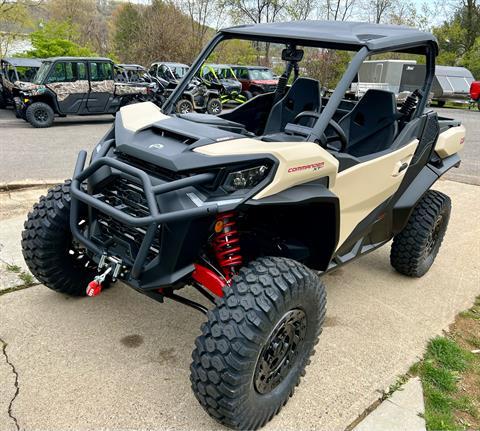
293 111 348 152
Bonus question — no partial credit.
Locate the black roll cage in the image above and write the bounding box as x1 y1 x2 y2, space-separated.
162 32 437 141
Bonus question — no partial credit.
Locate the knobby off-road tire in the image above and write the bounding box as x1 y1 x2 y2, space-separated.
190 257 326 430
26 102 54 128
391 190 451 277
206 98 222 115
176 99 194 114
21 180 102 296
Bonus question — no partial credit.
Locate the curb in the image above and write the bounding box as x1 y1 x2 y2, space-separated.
0 180 64 192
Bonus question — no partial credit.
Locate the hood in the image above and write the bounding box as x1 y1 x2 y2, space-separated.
221 79 242 92
112 102 263 172
251 79 278 85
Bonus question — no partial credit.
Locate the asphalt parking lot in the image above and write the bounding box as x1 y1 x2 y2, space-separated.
0 106 479 185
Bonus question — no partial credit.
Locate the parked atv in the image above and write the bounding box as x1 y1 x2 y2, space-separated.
175 77 222 114
17 57 153 128
0 57 42 117
22 21 465 430
200 63 248 104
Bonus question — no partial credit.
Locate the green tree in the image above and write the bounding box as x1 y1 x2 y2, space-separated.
111 3 142 63
461 36 480 78
20 21 96 58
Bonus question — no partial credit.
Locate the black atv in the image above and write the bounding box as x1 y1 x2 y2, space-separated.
22 21 465 430
16 57 154 128
0 57 42 117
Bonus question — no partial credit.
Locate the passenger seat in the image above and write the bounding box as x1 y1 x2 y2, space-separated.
338 89 398 157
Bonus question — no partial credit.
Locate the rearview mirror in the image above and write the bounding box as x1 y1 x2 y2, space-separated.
282 48 304 62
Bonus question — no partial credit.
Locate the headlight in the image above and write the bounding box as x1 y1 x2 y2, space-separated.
223 165 269 192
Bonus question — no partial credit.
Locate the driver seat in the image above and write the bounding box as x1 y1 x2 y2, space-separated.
263 77 322 135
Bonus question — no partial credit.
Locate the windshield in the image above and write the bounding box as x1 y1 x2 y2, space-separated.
33 62 51 84
249 68 274 80
171 66 188 79
217 68 236 79
16 66 40 82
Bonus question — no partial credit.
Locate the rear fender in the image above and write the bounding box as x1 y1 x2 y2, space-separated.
392 153 460 233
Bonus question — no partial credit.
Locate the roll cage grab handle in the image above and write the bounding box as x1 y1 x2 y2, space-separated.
162 33 436 140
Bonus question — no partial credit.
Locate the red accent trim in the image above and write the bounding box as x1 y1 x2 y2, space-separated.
192 263 226 297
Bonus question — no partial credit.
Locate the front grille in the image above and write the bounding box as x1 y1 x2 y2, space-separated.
116 152 184 182
92 177 161 263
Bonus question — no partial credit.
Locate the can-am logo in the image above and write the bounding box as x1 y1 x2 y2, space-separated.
288 162 325 173
149 143 164 150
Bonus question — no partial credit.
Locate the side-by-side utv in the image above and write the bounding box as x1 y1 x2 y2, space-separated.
0 57 42 116
22 21 465 429
16 57 154 127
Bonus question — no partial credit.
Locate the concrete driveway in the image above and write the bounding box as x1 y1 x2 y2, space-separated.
1 179 479 430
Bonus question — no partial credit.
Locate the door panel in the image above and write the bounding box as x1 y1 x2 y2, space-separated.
45 62 88 114
87 62 114 112
331 139 419 248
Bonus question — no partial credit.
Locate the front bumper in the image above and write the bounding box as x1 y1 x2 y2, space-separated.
70 146 219 289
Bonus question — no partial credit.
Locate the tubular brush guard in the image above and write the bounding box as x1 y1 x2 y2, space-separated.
69 150 218 281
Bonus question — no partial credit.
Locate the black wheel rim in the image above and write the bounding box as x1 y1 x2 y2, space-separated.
34 108 48 123
425 214 444 256
254 309 307 394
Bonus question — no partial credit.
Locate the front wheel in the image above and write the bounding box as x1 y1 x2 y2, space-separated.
25 102 54 128
21 181 103 295
391 190 451 277
190 257 326 430
206 98 222 115
176 98 194 114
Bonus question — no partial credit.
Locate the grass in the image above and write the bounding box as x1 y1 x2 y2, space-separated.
18 271 35 286
6 263 21 273
4 263 36 288
411 296 480 430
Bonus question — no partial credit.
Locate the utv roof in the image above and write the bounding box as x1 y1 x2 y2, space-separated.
221 21 438 53
44 57 112 62
230 65 272 69
2 58 43 67
152 62 189 68
117 64 146 70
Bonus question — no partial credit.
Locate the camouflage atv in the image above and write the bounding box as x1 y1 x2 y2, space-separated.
17 57 155 128
0 57 42 117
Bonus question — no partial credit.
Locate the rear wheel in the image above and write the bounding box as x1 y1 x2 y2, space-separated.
206 98 222 115
26 102 54 128
176 99 194 114
437 100 446 107
190 257 326 430
21 181 103 296
0 92 6 109
391 190 451 277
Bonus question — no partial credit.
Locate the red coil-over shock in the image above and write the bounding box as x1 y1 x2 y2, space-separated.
192 211 243 297
212 211 243 279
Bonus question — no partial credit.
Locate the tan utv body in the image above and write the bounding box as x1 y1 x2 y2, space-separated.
21 21 465 430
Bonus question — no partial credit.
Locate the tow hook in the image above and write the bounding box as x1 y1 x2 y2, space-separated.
86 255 124 297
86 267 111 296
